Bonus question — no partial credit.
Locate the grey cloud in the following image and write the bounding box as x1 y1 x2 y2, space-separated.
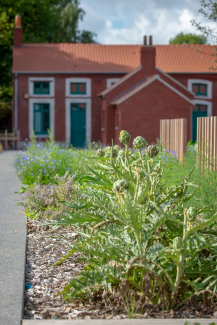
79 0 215 44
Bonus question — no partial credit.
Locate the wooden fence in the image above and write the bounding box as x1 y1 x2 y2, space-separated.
0 130 20 150
160 118 187 161
197 116 217 171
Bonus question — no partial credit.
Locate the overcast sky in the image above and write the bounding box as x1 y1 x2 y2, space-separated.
79 0 216 44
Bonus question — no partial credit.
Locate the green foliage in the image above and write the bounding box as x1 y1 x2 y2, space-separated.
14 136 96 184
52 1 97 43
42 131 217 310
169 32 207 44
0 0 97 125
191 0 217 42
23 172 81 219
191 0 217 70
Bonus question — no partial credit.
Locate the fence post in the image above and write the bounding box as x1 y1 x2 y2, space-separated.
160 118 187 161
197 116 217 171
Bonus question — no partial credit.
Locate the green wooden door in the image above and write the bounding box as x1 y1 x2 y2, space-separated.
192 104 207 142
71 103 86 147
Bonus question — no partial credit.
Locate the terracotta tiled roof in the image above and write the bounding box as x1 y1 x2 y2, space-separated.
156 44 217 73
12 43 217 73
13 44 141 73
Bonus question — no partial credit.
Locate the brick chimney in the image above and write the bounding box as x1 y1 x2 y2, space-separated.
13 15 22 48
140 35 156 74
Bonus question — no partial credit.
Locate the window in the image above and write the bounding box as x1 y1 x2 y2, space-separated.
34 103 50 134
71 103 86 110
70 83 86 94
188 79 212 99
192 84 207 96
193 104 207 112
34 82 50 95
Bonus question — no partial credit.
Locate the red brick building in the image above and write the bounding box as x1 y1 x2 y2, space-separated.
12 16 217 146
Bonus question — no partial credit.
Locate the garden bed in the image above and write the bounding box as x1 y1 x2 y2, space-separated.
24 219 217 321
18 132 217 322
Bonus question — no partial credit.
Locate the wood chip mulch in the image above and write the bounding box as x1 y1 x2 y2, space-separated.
24 219 217 320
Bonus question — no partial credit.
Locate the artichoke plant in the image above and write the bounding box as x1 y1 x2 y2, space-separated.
113 179 129 192
119 130 131 146
133 136 146 150
96 148 105 157
105 146 118 158
54 129 217 312
147 144 159 158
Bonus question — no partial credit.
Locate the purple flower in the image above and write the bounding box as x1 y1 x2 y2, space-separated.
25 138 28 141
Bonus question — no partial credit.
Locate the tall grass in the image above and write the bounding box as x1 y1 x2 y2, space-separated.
162 143 217 210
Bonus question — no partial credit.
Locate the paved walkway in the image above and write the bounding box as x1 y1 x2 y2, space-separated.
0 151 27 325
22 319 216 324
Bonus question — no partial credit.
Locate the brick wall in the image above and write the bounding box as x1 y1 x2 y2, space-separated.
169 73 217 116
14 73 124 142
114 79 192 145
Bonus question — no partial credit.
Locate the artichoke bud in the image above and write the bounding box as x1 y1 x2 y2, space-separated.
114 145 120 151
118 149 125 159
147 145 159 158
105 146 118 158
134 168 145 179
139 170 146 179
187 207 197 222
96 148 105 157
133 136 147 150
119 130 131 146
113 179 129 193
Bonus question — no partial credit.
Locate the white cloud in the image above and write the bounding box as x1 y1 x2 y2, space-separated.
79 0 217 44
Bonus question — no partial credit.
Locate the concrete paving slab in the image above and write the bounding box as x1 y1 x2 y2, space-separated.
22 319 217 325
0 151 27 325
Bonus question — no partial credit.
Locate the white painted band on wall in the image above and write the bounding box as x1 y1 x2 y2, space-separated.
28 77 55 97
65 78 91 98
187 79 212 99
192 99 212 117
106 78 120 88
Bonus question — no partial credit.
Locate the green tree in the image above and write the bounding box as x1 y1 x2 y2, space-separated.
0 0 97 130
169 32 207 44
191 0 217 44
191 0 217 70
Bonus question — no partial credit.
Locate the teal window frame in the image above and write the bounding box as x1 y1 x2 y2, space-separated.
192 83 207 96
33 103 50 135
70 83 86 94
34 82 50 95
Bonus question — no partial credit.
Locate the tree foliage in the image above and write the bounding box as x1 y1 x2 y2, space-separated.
0 0 97 129
191 0 217 44
169 32 207 44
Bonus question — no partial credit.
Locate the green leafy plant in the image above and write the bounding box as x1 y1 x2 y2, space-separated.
14 135 96 184
47 131 217 310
